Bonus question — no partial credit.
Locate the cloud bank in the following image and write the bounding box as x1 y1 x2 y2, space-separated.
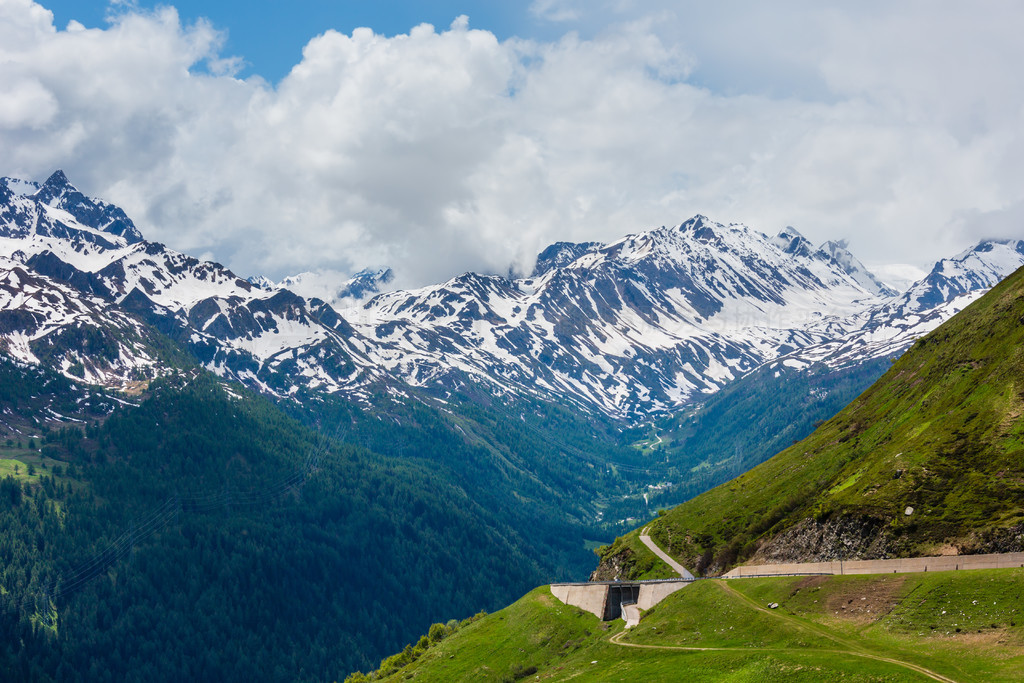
2 0 1023 288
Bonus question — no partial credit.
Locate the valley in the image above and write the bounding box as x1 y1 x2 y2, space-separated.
0 171 1022 680
353 214 1024 679
3 170 1021 533
3 3 1023 680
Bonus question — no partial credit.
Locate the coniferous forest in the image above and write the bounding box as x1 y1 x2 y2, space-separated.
0 362 596 680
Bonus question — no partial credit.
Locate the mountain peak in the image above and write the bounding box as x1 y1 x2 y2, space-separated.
34 169 78 206
970 238 1024 258
340 267 394 300
676 214 721 242
45 169 70 185
817 239 896 297
778 225 804 238
532 241 602 276
270 267 396 307
679 214 712 231
247 275 275 290
28 171 144 244
771 226 814 257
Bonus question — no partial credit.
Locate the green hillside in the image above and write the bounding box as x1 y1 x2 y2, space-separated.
599 265 1024 578
353 568 1024 682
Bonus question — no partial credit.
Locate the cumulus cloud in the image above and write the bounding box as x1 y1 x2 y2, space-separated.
1 0 1023 289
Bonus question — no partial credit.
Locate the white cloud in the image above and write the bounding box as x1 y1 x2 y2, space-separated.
0 78 58 128
1 1 1023 289
529 0 581 23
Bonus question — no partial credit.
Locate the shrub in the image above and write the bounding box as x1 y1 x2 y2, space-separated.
428 622 447 642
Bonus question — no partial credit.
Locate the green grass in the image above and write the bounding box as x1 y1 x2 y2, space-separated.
362 267 1024 681
706 569 1024 682
631 427 672 457
366 568 1024 682
597 266 1024 575
0 449 73 485
827 469 864 495
354 586 612 682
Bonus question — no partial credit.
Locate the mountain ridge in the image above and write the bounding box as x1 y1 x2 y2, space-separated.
2 171 1022 424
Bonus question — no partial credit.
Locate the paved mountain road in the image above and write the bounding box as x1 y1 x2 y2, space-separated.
639 527 694 579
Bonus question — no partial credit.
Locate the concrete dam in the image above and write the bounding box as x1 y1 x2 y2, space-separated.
550 579 692 624
552 550 1024 628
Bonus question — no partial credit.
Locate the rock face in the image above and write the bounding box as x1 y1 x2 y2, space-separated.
747 516 897 566
957 523 1024 555
589 546 635 582
714 517 1024 574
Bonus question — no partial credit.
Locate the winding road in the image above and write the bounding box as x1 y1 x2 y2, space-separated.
639 526 694 579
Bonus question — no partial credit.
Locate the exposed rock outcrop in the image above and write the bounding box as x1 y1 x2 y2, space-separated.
589 546 635 582
958 523 1024 555
748 516 897 565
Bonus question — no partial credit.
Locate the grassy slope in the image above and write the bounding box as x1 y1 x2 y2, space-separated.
362 568 1024 682
609 265 1024 573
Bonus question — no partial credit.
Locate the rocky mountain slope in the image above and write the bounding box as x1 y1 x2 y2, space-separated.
0 171 374 394
766 239 1024 372
343 217 896 418
342 219 1023 419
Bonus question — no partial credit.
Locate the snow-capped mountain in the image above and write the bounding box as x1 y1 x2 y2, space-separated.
0 255 161 387
0 171 373 395
815 239 897 298
342 218 1023 418
251 267 395 308
1 171 1020 421
342 218 903 417
766 239 1024 372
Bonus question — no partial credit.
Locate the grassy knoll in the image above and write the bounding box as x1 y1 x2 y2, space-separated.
361 568 1024 682
348 586 612 682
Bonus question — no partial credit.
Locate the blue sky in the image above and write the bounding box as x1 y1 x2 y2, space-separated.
3 1 1023 287
41 1 548 82
35 1 833 100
